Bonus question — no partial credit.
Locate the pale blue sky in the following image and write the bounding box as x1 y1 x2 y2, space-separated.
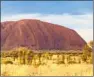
1 1 93 16
1 1 93 42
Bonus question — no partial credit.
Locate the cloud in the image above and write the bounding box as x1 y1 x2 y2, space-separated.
1 13 93 42
1 13 93 29
75 29 93 42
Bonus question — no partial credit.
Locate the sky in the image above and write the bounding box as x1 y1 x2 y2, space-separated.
1 1 93 42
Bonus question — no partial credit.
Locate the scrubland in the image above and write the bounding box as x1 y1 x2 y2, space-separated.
1 47 93 76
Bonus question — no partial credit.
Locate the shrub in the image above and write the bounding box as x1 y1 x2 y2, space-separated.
82 44 92 63
4 61 13 64
57 54 65 64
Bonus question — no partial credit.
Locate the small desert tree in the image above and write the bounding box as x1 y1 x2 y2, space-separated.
61 54 65 64
82 44 92 63
1 51 6 58
89 41 93 48
67 55 71 64
40 52 50 65
88 41 93 63
26 50 33 64
44 52 50 60
32 54 41 67
17 47 33 64
37 53 42 64
57 54 65 64
10 50 18 61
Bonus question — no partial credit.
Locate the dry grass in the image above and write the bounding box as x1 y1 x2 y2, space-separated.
1 63 93 76
1 49 93 76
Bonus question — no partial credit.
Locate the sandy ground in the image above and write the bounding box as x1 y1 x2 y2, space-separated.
1 63 93 76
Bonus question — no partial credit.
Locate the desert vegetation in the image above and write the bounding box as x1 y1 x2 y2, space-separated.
1 41 93 76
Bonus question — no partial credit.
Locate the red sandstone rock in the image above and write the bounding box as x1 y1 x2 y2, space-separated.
1 19 86 50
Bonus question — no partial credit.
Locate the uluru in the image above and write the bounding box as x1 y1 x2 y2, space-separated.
1 19 86 50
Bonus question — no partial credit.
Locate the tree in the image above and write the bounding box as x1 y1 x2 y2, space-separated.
89 41 93 48
37 53 42 64
10 50 18 61
26 50 33 64
16 47 33 64
32 54 41 67
67 55 71 64
57 54 65 64
43 52 50 60
82 44 92 62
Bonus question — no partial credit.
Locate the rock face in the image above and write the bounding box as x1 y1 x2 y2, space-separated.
1 19 86 50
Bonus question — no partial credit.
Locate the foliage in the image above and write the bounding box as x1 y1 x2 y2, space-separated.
89 41 93 48
1 47 93 65
57 54 65 64
82 44 92 63
4 61 13 64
